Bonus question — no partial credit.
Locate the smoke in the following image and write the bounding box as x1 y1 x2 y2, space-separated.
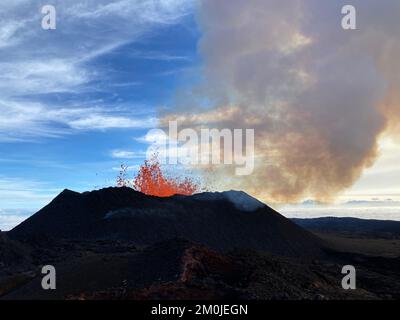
167 0 400 202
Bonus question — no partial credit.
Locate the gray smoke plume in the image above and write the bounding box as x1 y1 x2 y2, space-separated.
167 0 400 202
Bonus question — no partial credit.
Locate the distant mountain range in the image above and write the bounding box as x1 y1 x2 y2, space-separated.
292 217 400 239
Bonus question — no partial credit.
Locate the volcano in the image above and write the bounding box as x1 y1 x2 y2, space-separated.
8 187 322 258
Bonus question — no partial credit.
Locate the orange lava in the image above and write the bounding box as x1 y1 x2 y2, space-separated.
131 157 199 197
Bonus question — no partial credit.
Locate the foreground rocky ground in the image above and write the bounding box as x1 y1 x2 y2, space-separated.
2 188 399 300
1 234 400 300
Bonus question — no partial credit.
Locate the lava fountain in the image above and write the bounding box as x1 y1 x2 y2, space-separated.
117 155 200 197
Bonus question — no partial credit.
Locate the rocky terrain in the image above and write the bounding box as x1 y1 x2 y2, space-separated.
1 188 400 300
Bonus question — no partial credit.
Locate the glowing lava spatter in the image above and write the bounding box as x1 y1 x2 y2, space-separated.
117 156 200 197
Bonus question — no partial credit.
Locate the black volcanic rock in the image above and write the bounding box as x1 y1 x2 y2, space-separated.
3 236 400 300
9 187 323 257
0 232 32 269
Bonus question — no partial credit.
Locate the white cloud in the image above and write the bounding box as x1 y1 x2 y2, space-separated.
0 99 157 141
345 137 400 199
136 129 169 144
68 114 157 130
0 20 26 48
0 177 57 210
0 60 89 95
0 210 32 231
126 50 192 62
111 150 146 159
70 0 192 22
0 0 194 141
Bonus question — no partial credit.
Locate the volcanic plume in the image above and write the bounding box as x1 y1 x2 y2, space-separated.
164 0 400 203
